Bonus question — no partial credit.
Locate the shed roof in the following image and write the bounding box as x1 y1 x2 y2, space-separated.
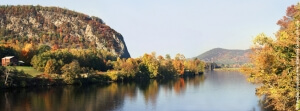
2 56 15 59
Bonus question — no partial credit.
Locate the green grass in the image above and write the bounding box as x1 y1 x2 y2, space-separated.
15 66 43 77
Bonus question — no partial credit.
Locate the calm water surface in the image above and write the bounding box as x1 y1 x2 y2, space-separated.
0 71 265 111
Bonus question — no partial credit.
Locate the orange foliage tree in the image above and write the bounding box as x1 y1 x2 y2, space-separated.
173 53 185 75
242 4 300 111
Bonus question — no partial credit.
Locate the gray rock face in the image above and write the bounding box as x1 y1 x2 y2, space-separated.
0 5 130 58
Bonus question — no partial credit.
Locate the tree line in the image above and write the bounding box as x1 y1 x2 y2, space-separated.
107 53 205 81
0 44 205 86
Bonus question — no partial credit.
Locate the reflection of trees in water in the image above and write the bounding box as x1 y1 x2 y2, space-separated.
138 75 206 105
0 75 205 111
0 84 137 111
173 75 205 95
137 80 159 106
186 75 205 88
173 78 185 95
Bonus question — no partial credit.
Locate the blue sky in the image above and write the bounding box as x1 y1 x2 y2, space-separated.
1 1 299 58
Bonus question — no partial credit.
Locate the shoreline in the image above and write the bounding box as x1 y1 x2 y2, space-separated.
0 72 204 89
213 68 241 71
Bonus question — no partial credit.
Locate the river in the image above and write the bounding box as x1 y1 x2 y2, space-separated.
0 71 265 111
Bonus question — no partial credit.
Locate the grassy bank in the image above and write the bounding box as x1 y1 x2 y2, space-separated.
14 66 43 77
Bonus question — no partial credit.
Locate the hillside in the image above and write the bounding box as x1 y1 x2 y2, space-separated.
195 48 251 67
0 5 130 58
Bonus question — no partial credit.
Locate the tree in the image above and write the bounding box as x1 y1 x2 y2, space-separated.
194 59 205 74
158 55 176 78
51 44 59 51
44 59 56 75
70 49 107 71
184 58 205 74
122 58 139 78
136 63 150 79
242 4 299 110
19 43 36 66
0 46 18 60
141 53 159 78
61 60 80 84
165 54 171 60
111 57 138 79
31 50 73 73
173 53 185 75
37 44 51 54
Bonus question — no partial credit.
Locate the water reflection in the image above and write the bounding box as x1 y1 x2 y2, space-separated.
0 75 204 111
0 72 264 111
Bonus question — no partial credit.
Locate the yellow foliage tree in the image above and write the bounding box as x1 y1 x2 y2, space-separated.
141 53 159 78
173 53 185 75
242 4 300 111
44 59 56 75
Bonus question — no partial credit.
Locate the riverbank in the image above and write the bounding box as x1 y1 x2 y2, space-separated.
0 71 204 88
213 68 240 71
0 74 112 88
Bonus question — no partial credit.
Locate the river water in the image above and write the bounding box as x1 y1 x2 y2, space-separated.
0 71 265 111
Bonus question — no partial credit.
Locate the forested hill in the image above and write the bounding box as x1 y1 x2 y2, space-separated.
195 48 251 67
0 5 130 58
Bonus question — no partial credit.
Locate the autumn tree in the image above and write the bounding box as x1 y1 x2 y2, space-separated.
19 43 36 66
141 53 159 78
184 58 205 74
158 55 176 78
115 58 139 78
61 60 80 84
44 59 56 75
242 4 300 111
173 53 185 75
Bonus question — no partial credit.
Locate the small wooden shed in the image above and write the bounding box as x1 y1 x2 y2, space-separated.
2 56 18 66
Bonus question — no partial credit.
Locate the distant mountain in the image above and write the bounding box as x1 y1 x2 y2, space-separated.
0 5 130 58
195 48 251 67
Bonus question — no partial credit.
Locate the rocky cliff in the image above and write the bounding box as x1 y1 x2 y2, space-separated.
0 5 130 58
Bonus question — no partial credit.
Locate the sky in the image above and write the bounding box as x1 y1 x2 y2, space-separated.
1 1 299 58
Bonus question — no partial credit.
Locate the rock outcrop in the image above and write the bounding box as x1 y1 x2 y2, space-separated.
0 5 130 58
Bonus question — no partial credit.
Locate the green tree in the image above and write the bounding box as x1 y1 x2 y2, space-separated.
136 63 150 79
31 50 73 73
37 44 51 54
61 60 80 84
0 46 19 60
195 59 205 74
